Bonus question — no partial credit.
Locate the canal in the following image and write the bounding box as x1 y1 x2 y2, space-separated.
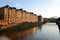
0 23 60 40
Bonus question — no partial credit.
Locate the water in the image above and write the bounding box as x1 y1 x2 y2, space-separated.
0 23 60 40
23 23 60 40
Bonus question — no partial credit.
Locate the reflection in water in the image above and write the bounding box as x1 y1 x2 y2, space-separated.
40 23 60 40
0 36 11 40
0 27 37 40
0 23 60 40
23 23 60 40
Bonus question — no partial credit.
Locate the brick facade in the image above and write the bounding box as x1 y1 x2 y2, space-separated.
0 5 38 27
16 9 23 23
38 15 44 22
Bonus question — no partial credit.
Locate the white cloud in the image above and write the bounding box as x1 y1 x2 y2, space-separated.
52 0 60 5
11 0 60 18
43 6 60 18
39 0 60 18
14 3 21 9
26 0 60 18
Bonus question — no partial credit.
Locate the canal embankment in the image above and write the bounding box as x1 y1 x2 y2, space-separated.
0 22 44 40
0 26 38 40
0 22 43 32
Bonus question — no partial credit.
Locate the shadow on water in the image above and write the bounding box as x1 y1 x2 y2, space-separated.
0 22 60 40
37 22 44 30
56 24 60 33
37 25 43 31
55 17 60 33
0 22 43 40
22 23 60 40
0 27 38 40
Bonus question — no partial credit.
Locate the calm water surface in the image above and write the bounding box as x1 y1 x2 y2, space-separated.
23 23 60 40
0 23 60 40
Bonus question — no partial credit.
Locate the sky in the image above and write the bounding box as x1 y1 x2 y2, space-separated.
0 0 60 18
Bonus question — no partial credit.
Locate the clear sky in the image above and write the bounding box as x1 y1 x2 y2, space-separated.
0 0 60 18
